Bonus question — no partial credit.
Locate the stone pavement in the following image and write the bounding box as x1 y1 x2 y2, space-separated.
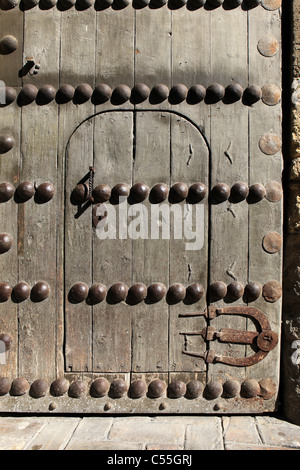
0 415 299 450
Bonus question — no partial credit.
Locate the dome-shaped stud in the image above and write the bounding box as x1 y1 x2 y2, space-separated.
147 283 166 303
259 132 282 156
149 183 169 204
187 84 206 104
113 0 131 8
207 0 223 6
29 379 49 398
204 381 223 399
185 380 203 399
59 0 76 8
109 379 128 398
69 282 89 303
258 378 276 399
187 182 207 204
90 377 110 397
148 379 166 398
211 183 230 203
224 82 243 103
167 380 186 398
167 283 186 304
77 0 94 8
0 134 14 154
243 281 262 302
50 378 69 396
111 84 131 105
95 0 113 7
31 281 50 302
133 0 150 8
244 0 261 6
169 84 188 104
226 0 242 6
12 281 31 302
10 377 29 396
35 182 55 203
262 231 282 254
111 183 130 202
74 83 93 104
243 85 262 105
230 182 249 203
241 378 260 398
223 379 241 398
209 281 227 301
0 87 17 107
0 182 14 202
130 379 147 398
92 84 112 104
131 83 150 104
71 183 89 205
262 280 282 303
108 282 128 303
169 182 189 203
130 182 149 203
88 283 107 304
92 184 111 203
39 0 57 8
205 83 225 104
127 283 147 304
37 84 56 105
265 181 283 203
185 283 204 303
0 0 19 9
68 380 88 398
22 0 39 7
0 283 12 302
55 84 75 104
0 35 18 54
248 183 266 203
226 281 244 301
18 84 38 105
0 233 12 254
149 84 169 104
0 377 12 396
15 181 35 202
0 333 12 351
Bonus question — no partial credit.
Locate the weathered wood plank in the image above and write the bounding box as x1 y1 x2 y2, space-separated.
0 7 23 87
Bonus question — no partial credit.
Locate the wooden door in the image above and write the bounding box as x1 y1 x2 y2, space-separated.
0 0 282 413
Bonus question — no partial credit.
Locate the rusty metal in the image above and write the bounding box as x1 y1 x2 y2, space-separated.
167 283 186 304
257 35 279 57
224 83 243 103
226 0 242 6
168 381 186 398
90 378 110 398
207 0 224 7
88 166 95 202
0 283 12 302
209 281 227 301
0 35 18 54
149 84 169 104
241 379 260 398
187 182 207 203
16 181 35 202
111 84 131 105
243 281 262 301
0 87 16 107
242 85 262 105
92 84 112 104
0 0 19 8
230 182 249 203
109 379 128 398
19 84 38 105
30 379 49 398
169 182 188 203
39 0 57 8
204 381 223 399
10 377 29 396
150 183 169 203
50 378 69 396
130 182 149 203
262 231 282 254
265 181 283 202
74 83 93 104
187 84 206 105
31 281 50 302
37 84 56 105
36 182 55 203
111 182 130 202
130 380 147 399
0 233 12 253
0 182 14 202
0 134 14 154
205 83 225 104
211 183 230 203
88 283 107 304
262 280 282 303
148 379 166 398
169 84 188 104
71 183 89 205
108 282 128 303
147 282 166 302
223 379 241 398
69 282 89 303
131 83 150 104
128 283 148 304
262 84 281 106
248 183 266 203
258 378 276 399
68 380 88 398
56 84 75 104
12 281 31 302
259 132 282 155
93 184 111 203
186 380 203 399
0 377 11 396
0 332 12 351
261 0 281 10
23 0 39 7
245 0 261 6
185 283 204 302
226 281 244 301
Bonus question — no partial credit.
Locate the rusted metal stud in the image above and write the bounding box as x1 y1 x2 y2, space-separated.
130 379 147 398
188 0 206 7
222 379 241 398
169 182 189 203
150 0 167 6
211 183 230 203
90 377 110 397
0 283 12 302
261 0 281 10
108 282 128 303
109 379 128 398
0 134 14 154
68 380 88 398
36 182 55 203
257 35 279 57
226 0 242 6
0 35 18 54
74 83 93 104
111 85 131 105
204 381 223 399
244 0 261 6
49 401 57 411
0 87 17 107
262 232 282 254
0 0 19 8
37 84 56 105
258 378 277 399
187 182 207 204
243 281 262 302
149 84 169 104
92 84 112 104
185 380 203 399
209 281 227 301
30 379 49 398
50 378 69 396
92 184 111 203
0 233 12 254
262 280 282 303
207 0 223 6
242 85 262 105
71 183 89 205
167 283 186 304
55 84 75 104
148 379 166 398
114 0 131 7
0 333 12 351
265 181 282 202
167 380 186 398
205 83 225 104
262 84 281 106
22 0 39 7
95 0 113 6
159 402 168 410
39 0 58 8
147 283 167 303
69 282 89 303
0 377 11 396
259 132 282 155
241 378 260 398
133 0 150 7
104 402 112 411
77 0 94 8
170 0 187 7
248 183 266 203
88 283 107 304
128 283 147 304
169 84 188 104
31 281 50 302
187 84 206 105
15 181 35 202
59 0 76 8
257 330 278 352
19 84 38 105
12 281 31 302
130 182 149 203
230 182 249 203
111 183 130 202
130 83 150 104
185 283 204 303
0 182 14 202
226 281 244 301
10 377 29 396
150 183 169 203
224 83 243 103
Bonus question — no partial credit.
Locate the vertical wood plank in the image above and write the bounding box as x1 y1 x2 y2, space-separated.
0 7 23 87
